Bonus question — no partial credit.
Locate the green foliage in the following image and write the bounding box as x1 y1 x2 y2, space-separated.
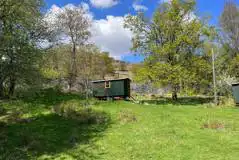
220 0 239 58
125 0 212 98
228 55 239 77
40 68 61 79
41 44 115 96
56 5 91 90
218 1 239 85
0 0 44 97
97 52 115 78
41 45 71 80
218 96 235 107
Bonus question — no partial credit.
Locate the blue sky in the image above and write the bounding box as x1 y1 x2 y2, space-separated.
44 0 239 63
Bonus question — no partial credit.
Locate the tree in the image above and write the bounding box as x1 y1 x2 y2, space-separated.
220 0 239 59
57 5 91 90
97 52 114 79
124 0 207 100
41 45 70 81
41 44 115 96
0 0 44 97
220 1 239 78
75 45 106 97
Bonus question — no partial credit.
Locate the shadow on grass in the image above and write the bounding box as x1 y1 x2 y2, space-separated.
20 88 85 106
0 112 111 160
141 97 213 106
0 88 87 117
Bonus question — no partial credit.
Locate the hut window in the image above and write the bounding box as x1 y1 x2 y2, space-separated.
105 81 111 88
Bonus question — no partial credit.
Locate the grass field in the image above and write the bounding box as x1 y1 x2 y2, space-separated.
1 89 239 160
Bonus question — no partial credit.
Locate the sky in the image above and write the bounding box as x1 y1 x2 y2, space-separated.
44 0 239 63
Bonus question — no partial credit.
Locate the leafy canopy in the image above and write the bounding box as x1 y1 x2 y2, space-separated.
125 0 210 96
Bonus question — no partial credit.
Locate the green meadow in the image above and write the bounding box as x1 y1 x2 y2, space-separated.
1 89 239 160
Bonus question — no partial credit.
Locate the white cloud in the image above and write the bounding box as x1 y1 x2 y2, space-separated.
44 3 93 27
45 4 133 60
133 3 148 11
90 0 119 8
91 15 133 59
159 0 172 4
43 3 93 46
81 2 90 11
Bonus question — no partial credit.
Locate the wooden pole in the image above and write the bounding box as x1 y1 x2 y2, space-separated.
212 48 218 105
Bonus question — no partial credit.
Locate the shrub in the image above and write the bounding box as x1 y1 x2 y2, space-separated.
76 108 107 124
52 100 109 124
219 96 235 107
52 100 80 116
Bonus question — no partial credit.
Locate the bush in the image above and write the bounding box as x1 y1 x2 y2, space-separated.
219 96 235 107
52 100 80 116
52 100 109 124
77 108 109 124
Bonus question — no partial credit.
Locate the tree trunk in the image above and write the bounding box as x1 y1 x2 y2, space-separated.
68 73 73 91
69 43 77 91
172 90 178 101
8 76 16 97
85 78 89 100
72 43 77 78
172 85 178 101
0 80 4 98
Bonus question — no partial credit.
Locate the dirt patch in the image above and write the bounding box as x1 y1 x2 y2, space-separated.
202 121 225 130
118 109 137 123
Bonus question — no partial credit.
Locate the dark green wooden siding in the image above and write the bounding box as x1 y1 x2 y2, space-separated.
232 83 239 105
92 79 130 98
92 82 105 97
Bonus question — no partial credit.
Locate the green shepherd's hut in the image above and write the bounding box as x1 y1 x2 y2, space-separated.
232 83 239 106
92 78 131 100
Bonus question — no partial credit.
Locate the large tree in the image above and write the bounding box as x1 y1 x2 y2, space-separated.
220 0 239 78
57 5 91 90
0 0 44 97
220 0 239 59
125 0 208 100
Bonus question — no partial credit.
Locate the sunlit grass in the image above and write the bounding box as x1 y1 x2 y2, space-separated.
1 91 239 160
